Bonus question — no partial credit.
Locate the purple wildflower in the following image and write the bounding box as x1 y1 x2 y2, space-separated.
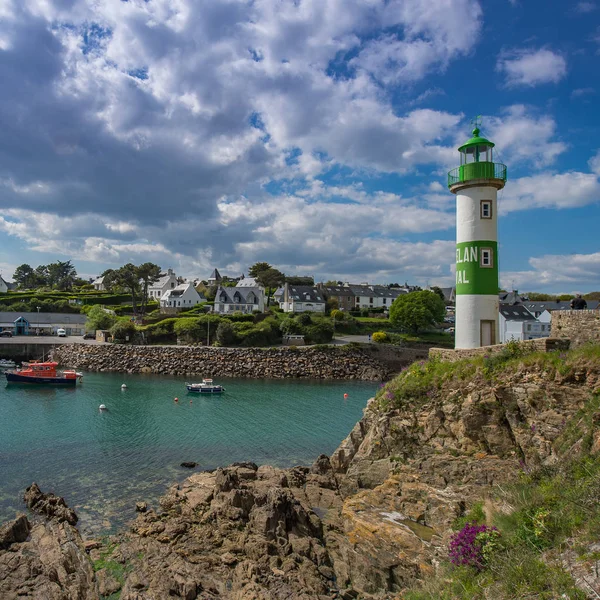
531 423 536 433
448 522 499 570
385 391 394 400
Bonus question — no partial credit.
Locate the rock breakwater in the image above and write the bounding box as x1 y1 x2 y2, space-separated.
52 343 390 381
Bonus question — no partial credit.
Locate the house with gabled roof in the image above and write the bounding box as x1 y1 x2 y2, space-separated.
499 304 548 343
213 286 264 314
149 268 178 300
160 283 205 313
92 276 106 291
348 284 407 310
281 284 326 313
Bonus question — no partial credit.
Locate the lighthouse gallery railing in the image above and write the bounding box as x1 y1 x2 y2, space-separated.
447 162 507 188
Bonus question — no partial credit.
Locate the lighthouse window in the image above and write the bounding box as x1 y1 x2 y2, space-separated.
480 248 493 268
480 200 492 219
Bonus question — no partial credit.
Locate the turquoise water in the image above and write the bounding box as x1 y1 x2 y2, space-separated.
0 372 376 535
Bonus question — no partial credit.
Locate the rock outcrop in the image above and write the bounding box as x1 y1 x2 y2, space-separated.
0 488 97 600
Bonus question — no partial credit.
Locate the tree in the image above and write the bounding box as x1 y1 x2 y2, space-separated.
86 305 117 332
111 264 141 315
13 264 37 289
34 265 50 288
430 286 446 303
110 319 137 343
389 290 445 333
286 276 314 285
256 267 285 307
137 263 162 316
216 321 237 346
248 262 272 278
584 291 600 301
527 293 556 301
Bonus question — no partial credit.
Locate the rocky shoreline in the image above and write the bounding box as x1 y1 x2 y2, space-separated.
51 343 410 381
4 352 600 598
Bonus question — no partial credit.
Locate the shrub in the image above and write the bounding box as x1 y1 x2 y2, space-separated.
297 312 313 326
372 331 390 343
448 522 501 570
304 321 333 344
110 320 137 343
216 321 237 346
86 304 117 332
173 318 204 343
280 317 304 335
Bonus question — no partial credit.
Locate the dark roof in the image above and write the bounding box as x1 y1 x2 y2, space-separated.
0 312 87 325
216 286 262 304
322 285 353 296
523 300 599 312
209 268 222 281
499 304 536 321
286 286 325 303
499 291 526 304
348 285 406 299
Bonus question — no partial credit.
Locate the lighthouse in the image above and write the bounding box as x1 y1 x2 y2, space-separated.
448 120 507 349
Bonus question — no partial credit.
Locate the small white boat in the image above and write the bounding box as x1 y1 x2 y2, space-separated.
186 378 225 394
0 359 16 369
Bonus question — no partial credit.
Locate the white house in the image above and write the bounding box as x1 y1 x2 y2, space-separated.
160 283 205 312
281 284 326 313
348 285 407 310
213 286 265 314
499 304 549 343
149 268 178 300
92 276 106 291
0 276 9 294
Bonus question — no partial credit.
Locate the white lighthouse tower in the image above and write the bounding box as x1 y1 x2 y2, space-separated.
448 119 507 349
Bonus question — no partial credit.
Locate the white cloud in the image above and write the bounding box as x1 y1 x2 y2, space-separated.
502 251 600 292
500 171 600 214
485 105 567 168
496 48 567 87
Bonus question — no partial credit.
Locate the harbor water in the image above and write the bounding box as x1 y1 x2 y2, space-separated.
0 371 377 535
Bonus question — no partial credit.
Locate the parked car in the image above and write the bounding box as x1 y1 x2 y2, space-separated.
83 332 95 339
0 330 13 337
57 328 67 337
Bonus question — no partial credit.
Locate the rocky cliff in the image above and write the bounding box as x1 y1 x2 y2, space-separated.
2 345 600 599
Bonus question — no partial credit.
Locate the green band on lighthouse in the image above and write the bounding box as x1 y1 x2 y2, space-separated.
455 241 498 295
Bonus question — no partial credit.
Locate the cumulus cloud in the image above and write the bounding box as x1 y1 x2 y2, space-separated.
485 105 567 169
502 251 600 292
496 48 567 87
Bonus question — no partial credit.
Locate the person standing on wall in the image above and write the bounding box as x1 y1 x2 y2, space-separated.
570 294 588 310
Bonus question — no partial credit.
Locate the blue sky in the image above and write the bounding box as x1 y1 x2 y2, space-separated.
0 0 599 293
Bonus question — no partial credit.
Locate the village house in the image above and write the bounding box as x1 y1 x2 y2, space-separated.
92 276 106 291
0 311 87 336
280 283 326 313
149 268 178 300
213 286 265 314
348 284 407 310
0 275 11 294
499 304 548 343
160 283 205 313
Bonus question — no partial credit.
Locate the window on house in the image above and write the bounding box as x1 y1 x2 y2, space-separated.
480 200 492 219
526 324 531 331
383 298 386 304
171 283 175 288
369 297 373 304
480 247 493 268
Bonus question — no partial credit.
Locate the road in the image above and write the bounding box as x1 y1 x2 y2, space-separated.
0 336 107 345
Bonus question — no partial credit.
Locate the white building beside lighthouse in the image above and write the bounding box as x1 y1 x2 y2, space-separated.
448 124 507 349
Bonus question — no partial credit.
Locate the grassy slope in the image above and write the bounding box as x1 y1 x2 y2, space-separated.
376 343 600 599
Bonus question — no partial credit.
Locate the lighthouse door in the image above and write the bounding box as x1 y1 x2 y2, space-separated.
480 320 495 347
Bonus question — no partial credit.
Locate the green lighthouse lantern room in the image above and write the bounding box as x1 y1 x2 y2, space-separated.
448 125 507 188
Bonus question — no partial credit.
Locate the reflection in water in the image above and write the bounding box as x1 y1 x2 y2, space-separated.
0 372 376 535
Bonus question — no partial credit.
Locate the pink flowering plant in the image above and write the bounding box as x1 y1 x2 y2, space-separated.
448 522 501 570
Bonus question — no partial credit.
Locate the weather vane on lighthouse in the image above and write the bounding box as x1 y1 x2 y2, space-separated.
448 118 507 349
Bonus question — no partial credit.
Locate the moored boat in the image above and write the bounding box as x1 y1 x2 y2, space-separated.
0 359 16 369
186 378 225 394
5 361 83 385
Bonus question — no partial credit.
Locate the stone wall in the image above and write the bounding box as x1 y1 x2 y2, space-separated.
429 336 570 362
51 343 395 381
552 309 600 348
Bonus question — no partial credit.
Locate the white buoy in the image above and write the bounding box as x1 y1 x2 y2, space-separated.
121 384 127 389
99 404 107 411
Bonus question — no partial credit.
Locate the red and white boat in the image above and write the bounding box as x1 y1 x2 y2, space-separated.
5 361 83 385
